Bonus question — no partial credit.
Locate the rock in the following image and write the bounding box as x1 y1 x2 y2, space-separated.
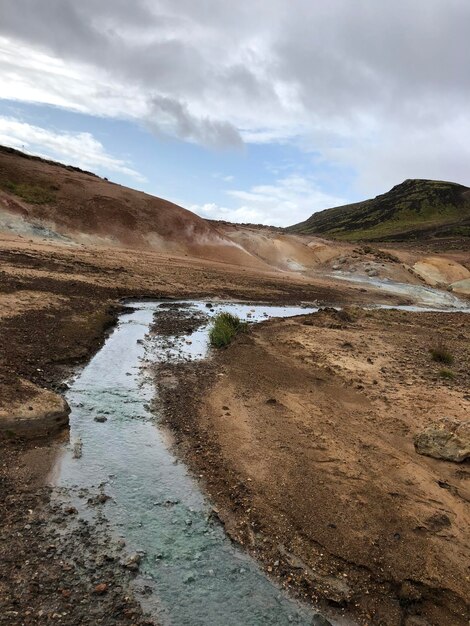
123 553 141 571
72 438 83 459
425 512 451 531
87 494 110 506
94 416 107 423
414 417 470 462
184 573 196 583
399 580 422 602
311 614 333 626
64 506 78 515
93 582 108 594
116 538 126 550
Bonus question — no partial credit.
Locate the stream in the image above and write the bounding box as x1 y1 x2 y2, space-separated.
53 302 330 626
52 290 470 626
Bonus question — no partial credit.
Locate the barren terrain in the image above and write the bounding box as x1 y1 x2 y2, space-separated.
1 148 469 625
157 308 470 626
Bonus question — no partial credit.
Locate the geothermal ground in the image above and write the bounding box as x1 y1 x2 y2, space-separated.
0 150 469 626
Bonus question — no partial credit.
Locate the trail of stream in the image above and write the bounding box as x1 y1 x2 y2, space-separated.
53 302 332 626
52 288 469 626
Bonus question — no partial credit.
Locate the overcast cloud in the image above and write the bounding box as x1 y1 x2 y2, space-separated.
0 1 469 219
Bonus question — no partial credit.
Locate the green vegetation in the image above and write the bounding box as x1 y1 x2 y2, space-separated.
287 179 470 242
439 368 456 380
430 344 454 366
1 179 57 204
209 311 247 348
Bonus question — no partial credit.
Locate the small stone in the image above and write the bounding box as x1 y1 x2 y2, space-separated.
414 417 470 462
64 507 78 515
312 613 333 626
425 512 451 531
93 583 108 595
399 580 422 602
94 415 108 423
123 553 141 571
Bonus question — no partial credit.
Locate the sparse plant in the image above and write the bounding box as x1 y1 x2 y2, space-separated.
336 306 360 323
439 369 456 380
209 311 247 348
1 179 56 204
430 343 454 365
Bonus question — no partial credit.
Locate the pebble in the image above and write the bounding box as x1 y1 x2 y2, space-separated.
93 582 108 595
123 553 141 571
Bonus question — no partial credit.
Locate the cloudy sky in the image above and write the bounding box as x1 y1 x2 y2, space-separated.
1 1 469 226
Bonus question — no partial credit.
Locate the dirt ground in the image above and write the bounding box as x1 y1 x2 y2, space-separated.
1 147 469 625
0 231 469 625
156 307 470 626
0 233 375 625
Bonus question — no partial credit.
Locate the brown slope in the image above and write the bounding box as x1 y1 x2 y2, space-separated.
0 146 267 269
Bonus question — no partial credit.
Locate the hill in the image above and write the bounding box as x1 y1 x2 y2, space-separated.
287 179 470 241
0 145 266 268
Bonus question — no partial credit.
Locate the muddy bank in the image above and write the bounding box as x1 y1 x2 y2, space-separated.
0 438 157 625
0 240 356 625
155 307 470 626
1 232 468 625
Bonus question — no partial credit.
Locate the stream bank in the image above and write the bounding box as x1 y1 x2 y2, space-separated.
155 304 470 626
2 280 466 623
50 302 342 626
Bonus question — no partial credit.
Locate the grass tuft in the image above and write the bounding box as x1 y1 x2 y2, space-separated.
430 344 454 365
439 368 456 380
209 311 247 348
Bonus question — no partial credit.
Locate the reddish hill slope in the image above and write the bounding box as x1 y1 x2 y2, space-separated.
0 146 265 268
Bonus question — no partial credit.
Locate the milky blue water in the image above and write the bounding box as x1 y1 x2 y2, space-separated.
54 301 338 626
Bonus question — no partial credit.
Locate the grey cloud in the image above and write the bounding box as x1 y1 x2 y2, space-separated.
146 95 243 148
1 0 469 189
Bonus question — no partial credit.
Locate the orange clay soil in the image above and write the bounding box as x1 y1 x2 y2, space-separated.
156 307 470 626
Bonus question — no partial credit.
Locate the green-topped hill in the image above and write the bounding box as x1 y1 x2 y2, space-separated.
287 179 470 241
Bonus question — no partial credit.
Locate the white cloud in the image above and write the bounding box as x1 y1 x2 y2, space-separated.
0 116 145 181
328 114 470 197
1 1 470 194
191 175 344 226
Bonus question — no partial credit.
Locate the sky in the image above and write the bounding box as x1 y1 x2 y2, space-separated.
0 1 469 226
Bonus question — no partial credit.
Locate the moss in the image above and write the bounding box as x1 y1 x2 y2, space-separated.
1 179 56 204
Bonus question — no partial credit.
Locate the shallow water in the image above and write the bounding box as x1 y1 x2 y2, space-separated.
331 272 470 311
54 301 335 626
53 294 469 625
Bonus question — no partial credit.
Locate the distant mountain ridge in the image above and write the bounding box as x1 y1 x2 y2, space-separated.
287 179 470 241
